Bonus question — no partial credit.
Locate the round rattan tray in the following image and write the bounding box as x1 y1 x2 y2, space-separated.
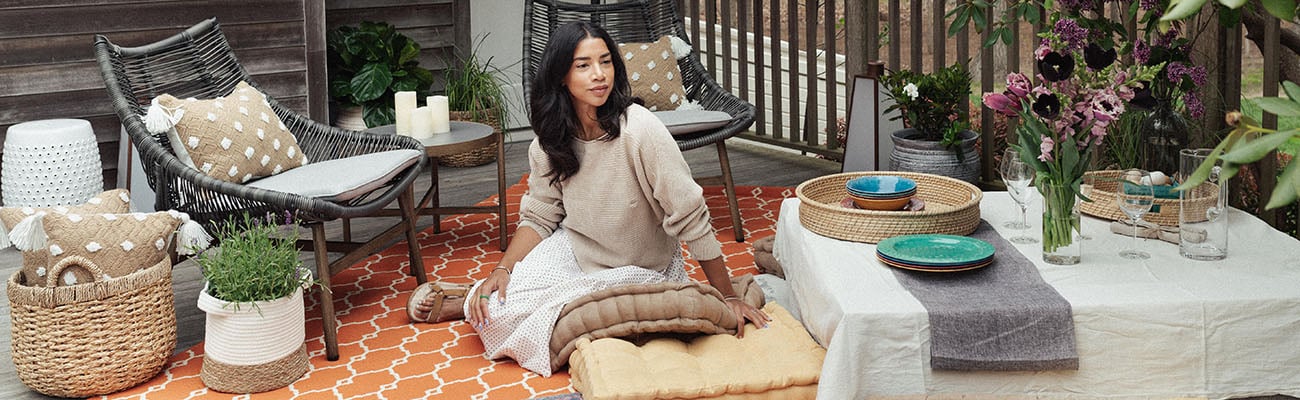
1078 170 1219 226
796 172 983 243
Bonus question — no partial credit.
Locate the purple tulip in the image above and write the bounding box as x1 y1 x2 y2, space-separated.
983 92 1021 116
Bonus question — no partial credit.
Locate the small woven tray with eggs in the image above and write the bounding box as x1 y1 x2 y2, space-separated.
1078 170 1219 227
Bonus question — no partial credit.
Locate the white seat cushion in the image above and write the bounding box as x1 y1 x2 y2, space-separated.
247 149 422 202
653 110 732 135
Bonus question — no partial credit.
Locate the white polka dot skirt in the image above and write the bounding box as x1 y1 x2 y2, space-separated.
464 228 687 376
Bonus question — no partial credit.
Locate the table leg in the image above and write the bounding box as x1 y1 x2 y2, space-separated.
430 159 441 233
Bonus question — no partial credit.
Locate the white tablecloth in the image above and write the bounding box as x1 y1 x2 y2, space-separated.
775 192 1300 399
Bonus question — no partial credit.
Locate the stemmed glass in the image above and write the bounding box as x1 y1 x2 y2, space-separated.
1117 168 1155 259
1000 148 1039 244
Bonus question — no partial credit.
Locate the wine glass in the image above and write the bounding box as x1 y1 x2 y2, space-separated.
1117 168 1155 259
1000 148 1039 244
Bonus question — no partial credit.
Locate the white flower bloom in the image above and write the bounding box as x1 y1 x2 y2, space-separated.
903 83 919 100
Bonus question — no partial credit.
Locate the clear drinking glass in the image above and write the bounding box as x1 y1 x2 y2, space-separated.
1117 168 1155 259
1000 148 1039 244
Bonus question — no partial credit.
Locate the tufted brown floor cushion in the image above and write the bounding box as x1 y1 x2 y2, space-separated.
548 275 764 372
568 303 823 400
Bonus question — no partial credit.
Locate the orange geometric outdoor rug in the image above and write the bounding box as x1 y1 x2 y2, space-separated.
100 179 793 399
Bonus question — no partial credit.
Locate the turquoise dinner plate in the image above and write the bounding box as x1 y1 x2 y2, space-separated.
876 234 995 266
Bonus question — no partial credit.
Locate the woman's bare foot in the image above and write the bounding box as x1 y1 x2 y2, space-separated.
407 282 471 323
414 293 465 322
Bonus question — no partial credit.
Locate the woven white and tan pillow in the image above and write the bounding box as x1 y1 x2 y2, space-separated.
150 81 308 183
618 36 689 111
0 189 132 286
38 211 185 286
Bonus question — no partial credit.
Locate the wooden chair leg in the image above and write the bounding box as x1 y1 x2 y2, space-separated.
310 223 339 361
398 186 427 284
716 140 744 242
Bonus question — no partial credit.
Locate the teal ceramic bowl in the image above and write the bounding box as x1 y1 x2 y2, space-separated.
846 176 917 197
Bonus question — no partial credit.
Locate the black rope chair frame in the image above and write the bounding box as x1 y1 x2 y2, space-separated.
523 0 755 242
94 18 427 361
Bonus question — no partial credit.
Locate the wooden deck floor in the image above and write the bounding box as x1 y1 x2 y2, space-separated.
0 136 841 399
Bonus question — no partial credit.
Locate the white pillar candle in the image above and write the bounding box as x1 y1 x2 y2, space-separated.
410 106 434 139
394 91 417 136
429 95 451 134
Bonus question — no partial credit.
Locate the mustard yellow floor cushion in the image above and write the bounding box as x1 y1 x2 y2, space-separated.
569 303 825 400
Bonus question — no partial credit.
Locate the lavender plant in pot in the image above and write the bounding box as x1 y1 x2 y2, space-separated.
195 213 316 394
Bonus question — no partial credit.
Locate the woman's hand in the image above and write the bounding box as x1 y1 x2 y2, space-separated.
466 267 510 328
725 297 771 338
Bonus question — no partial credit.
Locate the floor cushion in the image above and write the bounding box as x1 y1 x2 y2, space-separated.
247 149 422 202
568 303 824 400
549 275 764 372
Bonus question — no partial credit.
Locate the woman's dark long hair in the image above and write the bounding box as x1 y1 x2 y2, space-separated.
529 21 634 187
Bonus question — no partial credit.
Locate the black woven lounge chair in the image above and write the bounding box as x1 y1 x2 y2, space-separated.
94 18 427 361
524 0 756 242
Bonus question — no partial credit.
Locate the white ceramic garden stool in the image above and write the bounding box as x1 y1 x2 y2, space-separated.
2 119 103 207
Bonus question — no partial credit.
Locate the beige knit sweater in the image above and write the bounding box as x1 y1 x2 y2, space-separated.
517 104 723 274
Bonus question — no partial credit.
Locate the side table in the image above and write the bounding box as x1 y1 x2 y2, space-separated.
350 121 509 250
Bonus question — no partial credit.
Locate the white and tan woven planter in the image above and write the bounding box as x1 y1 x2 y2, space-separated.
198 286 309 394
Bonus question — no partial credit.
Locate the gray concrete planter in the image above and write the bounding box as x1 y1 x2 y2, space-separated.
889 128 981 184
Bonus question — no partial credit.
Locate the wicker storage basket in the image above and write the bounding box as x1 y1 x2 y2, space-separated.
7 256 175 398
1078 170 1218 226
441 109 500 167
796 171 983 243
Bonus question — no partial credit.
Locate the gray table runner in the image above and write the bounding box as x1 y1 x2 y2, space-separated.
888 221 1079 371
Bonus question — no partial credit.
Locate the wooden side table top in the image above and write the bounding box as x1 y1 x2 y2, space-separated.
364 121 495 158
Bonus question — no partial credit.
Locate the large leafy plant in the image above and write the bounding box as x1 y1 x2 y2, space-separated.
879 62 973 149
327 21 435 128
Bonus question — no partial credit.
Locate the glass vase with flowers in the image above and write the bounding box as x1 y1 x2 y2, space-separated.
984 14 1161 264
1126 0 1209 177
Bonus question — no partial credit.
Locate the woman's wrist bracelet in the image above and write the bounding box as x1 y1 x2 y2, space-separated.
722 295 740 302
493 266 511 275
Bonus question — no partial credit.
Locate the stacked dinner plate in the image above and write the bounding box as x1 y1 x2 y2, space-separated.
845 175 917 210
875 234 995 272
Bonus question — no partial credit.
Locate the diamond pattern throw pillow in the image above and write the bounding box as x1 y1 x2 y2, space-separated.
155 81 308 183
41 211 183 286
1 189 132 286
618 36 689 111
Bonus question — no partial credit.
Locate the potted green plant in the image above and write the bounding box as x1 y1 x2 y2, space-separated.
879 62 980 183
195 213 315 394
327 21 435 129
439 35 516 167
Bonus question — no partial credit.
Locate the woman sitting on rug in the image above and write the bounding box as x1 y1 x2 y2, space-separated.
405 20 770 376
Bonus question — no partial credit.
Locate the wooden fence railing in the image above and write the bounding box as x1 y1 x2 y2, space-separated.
672 0 1294 234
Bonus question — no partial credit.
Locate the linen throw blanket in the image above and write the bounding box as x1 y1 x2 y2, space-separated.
888 221 1079 371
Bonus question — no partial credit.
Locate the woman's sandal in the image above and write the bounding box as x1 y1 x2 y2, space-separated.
407 281 472 323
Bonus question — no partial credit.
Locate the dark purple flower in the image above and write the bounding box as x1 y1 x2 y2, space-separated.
1084 43 1117 70
1133 40 1151 65
1033 93 1062 119
1184 91 1205 119
1129 81 1158 110
1038 51 1075 82
1052 18 1089 52
1140 0 1160 11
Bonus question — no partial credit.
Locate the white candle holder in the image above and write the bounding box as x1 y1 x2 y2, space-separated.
429 95 450 134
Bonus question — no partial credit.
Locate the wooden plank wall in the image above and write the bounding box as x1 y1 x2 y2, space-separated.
0 0 322 204
325 0 469 96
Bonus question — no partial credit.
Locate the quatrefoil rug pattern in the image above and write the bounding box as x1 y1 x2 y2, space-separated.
155 81 308 183
618 36 688 111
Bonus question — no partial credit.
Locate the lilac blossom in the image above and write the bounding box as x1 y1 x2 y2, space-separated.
1052 18 1089 52
1133 40 1151 65
1184 91 1205 119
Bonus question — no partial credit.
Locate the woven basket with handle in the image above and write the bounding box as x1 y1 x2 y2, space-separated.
441 109 501 167
7 256 175 398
